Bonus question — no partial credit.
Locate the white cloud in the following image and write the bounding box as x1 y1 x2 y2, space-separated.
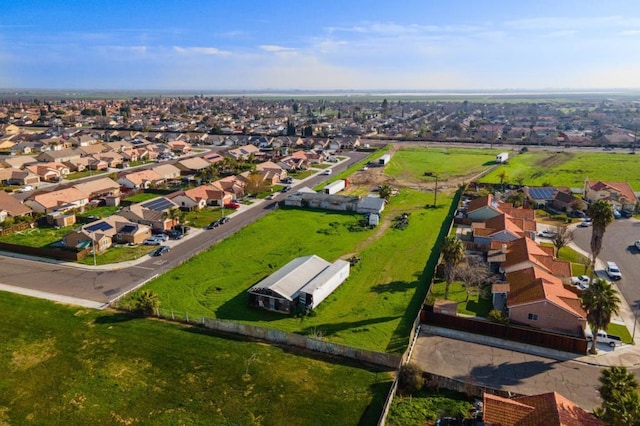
260 44 297 52
173 46 231 56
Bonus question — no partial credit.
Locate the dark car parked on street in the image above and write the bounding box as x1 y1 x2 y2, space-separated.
151 245 170 256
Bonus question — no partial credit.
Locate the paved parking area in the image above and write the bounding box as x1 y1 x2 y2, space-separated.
412 331 604 410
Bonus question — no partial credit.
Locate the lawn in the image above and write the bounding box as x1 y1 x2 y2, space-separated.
124 192 161 203
387 389 474 426
385 147 499 182
77 205 120 218
608 322 633 345
66 169 107 180
479 150 640 188
0 291 391 425
124 189 454 353
428 280 492 317
183 207 224 228
0 225 72 248
78 244 157 265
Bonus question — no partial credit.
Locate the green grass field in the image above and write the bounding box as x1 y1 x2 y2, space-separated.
387 389 473 426
428 280 492 317
0 225 72 247
78 244 156 265
0 292 391 425
479 150 640 188
124 192 161 203
124 189 453 353
385 147 499 182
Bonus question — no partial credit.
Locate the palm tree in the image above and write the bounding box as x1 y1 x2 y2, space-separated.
379 184 393 202
581 278 621 354
497 170 508 192
441 236 465 300
587 200 614 283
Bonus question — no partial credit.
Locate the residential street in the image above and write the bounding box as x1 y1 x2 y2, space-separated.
0 153 368 306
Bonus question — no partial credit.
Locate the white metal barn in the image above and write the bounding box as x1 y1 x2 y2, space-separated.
247 255 350 313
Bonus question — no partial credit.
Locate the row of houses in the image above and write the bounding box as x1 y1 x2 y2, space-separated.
451 194 587 337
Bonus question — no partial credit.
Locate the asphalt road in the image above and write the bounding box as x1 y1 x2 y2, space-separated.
572 218 640 308
0 152 370 304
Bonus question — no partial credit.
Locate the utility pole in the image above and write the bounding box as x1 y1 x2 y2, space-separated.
433 174 438 208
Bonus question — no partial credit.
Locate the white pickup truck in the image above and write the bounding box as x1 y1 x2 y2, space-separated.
585 329 622 347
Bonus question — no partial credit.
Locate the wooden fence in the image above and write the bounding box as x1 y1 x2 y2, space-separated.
421 309 588 354
0 242 90 261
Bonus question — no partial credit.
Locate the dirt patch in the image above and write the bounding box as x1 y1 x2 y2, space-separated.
535 152 571 169
11 337 57 370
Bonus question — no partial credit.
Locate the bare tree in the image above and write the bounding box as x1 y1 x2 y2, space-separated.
552 225 574 256
455 258 493 302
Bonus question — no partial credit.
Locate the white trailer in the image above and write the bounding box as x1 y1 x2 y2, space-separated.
496 152 509 163
324 179 346 195
378 154 391 166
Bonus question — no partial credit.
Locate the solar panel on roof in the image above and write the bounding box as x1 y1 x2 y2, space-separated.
529 187 555 200
86 222 113 233
142 197 174 211
120 225 136 234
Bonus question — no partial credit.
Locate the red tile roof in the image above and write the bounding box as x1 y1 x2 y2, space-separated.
484 392 602 425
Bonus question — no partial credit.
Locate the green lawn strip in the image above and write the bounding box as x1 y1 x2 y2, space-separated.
66 170 107 180
0 292 391 425
124 192 161 203
387 389 474 426
183 208 224 228
607 323 633 344
125 189 453 353
478 150 640 188
428 281 492 317
0 225 72 247
77 205 120 218
290 169 316 180
78 244 157 265
385 147 499 182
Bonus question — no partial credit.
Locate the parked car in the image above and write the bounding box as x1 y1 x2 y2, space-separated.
206 220 220 229
613 209 622 219
322 169 332 175
151 245 170 256
143 237 162 245
281 177 293 184
578 220 591 228
165 230 183 240
571 275 590 287
620 209 633 218
360 166 369 171
605 261 622 280
224 202 240 209
586 329 622 347
17 185 33 193
153 233 169 242
265 194 276 200
570 210 586 218
220 216 230 224
538 230 556 238
635 240 640 250
281 185 292 193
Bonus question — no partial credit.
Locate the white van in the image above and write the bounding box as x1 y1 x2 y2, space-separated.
606 261 622 280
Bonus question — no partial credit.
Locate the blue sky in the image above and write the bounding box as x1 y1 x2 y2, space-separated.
2 0 640 91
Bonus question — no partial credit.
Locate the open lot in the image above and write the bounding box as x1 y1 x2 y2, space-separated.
123 188 453 353
0 291 391 425
479 150 640 188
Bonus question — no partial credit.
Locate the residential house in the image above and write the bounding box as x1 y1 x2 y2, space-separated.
482 392 602 426
247 255 350 314
175 156 211 175
118 197 179 232
117 169 164 189
25 163 63 182
63 214 152 252
467 194 535 222
168 184 222 210
36 148 81 163
95 151 124 168
584 179 637 212
472 213 537 246
0 191 32 222
213 176 244 202
551 189 579 213
167 140 192 154
76 143 107 156
524 186 557 209
254 161 287 184
500 266 586 336
226 144 260 161
151 163 181 181
202 151 224 164
73 177 121 199
25 187 89 213
0 168 40 186
500 237 572 278
1 156 39 170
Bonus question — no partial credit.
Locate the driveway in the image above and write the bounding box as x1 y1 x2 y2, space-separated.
572 218 640 308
